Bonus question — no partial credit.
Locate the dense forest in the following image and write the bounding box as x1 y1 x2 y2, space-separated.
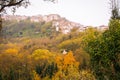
0 16 119 80
0 19 96 80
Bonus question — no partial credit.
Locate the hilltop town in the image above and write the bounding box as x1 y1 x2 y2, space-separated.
2 14 108 34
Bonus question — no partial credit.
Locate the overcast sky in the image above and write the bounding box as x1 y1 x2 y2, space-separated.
12 0 110 26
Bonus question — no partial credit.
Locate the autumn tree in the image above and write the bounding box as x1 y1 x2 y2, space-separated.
54 51 80 79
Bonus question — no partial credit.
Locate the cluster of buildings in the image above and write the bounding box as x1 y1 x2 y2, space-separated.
2 14 108 34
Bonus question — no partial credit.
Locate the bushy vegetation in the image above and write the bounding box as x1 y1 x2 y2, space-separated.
0 19 96 80
83 20 120 80
1 18 120 80
2 20 58 38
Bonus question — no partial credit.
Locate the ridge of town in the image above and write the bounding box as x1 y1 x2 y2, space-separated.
2 14 108 34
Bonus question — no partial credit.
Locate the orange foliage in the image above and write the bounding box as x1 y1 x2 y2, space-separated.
63 51 79 69
55 51 79 70
63 51 75 65
55 55 63 69
5 48 18 55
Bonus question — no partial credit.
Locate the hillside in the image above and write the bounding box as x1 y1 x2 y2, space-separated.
0 14 97 79
0 14 117 80
2 14 108 34
2 14 84 34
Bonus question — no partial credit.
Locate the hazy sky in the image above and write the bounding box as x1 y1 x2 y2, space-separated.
13 0 110 26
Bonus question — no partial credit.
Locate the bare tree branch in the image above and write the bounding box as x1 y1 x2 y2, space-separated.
0 0 24 12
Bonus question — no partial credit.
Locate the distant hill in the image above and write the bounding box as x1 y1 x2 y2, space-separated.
2 14 86 34
2 14 108 35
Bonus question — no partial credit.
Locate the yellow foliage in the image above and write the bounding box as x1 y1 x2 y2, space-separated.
32 70 41 80
42 76 51 80
58 38 82 52
24 39 31 43
5 43 20 54
55 56 62 64
55 55 63 69
32 49 55 62
63 51 75 65
63 51 78 69
55 51 79 71
52 70 65 80
5 48 18 55
80 70 96 80
6 43 19 49
6 43 15 48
